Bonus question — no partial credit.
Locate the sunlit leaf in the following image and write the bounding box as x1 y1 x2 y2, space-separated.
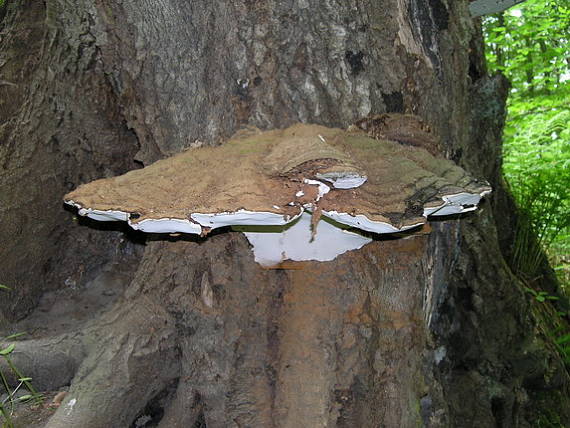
0 344 15 355
17 395 33 402
3 333 26 341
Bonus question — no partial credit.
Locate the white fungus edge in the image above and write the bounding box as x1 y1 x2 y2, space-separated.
66 200 129 222
128 218 202 234
322 210 424 234
191 209 303 229
425 189 491 217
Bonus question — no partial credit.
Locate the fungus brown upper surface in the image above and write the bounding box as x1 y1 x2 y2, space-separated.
65 121 491 237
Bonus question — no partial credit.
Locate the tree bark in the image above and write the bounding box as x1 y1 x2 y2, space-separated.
0 0 568 427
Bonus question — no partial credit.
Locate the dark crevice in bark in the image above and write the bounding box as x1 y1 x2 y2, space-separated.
408 0 444 75
428 0 450 31
381 91 404 113
130 379 178 428
344 50 366 75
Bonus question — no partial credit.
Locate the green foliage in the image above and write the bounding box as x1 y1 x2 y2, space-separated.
525 287 560 303
484 0 570 374
483 0 570 288
0 289 41 427
484 0 570 95
504 107 570 279
523 286 570 366
0 336 42 428
556 333 570 365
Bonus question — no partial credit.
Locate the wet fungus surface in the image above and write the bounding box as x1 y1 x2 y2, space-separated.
65 117 491 266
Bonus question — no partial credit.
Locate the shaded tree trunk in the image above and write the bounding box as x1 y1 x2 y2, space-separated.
0 0 568 427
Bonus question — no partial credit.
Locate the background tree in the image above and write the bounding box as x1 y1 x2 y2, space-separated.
0 0 569 426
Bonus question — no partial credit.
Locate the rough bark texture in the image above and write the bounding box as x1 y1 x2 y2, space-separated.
0 0 568 427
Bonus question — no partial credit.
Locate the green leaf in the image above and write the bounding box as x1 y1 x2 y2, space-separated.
0 344 15 355
17 395 33 402
0 284 10 291
3 333 26 341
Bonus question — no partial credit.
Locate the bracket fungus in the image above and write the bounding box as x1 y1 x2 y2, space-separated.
65 116 491 266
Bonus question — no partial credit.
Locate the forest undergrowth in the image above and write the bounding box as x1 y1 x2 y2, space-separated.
483 0 570 366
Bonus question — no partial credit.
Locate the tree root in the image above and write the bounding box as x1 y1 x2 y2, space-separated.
2 296 179 428
0 334 85 392
0 233 455 427
157 380 204 427
43 297 179 428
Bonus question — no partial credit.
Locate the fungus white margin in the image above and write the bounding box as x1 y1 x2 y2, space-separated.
322 211 423 234
68 200 304 235
66 200 129 222
128 218 202 234
425 189 491 217
423 202 448 217
191 209 302 229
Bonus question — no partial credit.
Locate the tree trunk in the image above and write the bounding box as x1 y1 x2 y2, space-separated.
0 0 568 427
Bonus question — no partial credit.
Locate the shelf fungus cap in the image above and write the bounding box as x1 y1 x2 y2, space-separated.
65 118 491 266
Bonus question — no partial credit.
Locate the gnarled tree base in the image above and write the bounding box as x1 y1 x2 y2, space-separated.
3 224 568 427
3 231 433 427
